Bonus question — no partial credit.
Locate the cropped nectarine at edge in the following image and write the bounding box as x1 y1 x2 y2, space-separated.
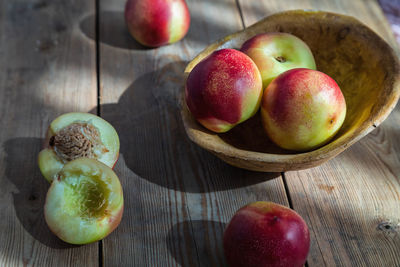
223 201 310 267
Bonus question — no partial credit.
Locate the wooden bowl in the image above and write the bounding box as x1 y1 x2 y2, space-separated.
181 10 400 172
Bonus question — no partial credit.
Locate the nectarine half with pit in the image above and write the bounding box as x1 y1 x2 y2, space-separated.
45 158 124 245
38 112 120 182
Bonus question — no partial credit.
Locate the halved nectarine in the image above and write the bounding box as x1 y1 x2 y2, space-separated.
38 112 119 182
44 158 124 245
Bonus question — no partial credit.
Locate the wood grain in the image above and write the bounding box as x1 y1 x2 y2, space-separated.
0 0 396 266
238 0 400 266
97 0 289 266
0 0 98 266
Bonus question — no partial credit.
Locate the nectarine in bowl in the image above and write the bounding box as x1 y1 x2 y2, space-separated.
181 10 400 172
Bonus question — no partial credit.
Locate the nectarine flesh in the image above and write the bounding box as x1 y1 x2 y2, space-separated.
44 158 124 245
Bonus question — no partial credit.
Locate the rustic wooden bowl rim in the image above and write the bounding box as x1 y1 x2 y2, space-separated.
181 10 400 171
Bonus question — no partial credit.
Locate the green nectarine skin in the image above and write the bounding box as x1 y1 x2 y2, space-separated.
185 48 263 133
241 33 316 89
223 201 310 267
45 158 124 245
261 68 346 151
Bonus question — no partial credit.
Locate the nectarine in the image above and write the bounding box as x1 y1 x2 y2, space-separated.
261 68 346 151
38 112 120 182
185 49 263 133
45 158 124 245
125 0 190 47
241 33 316 89
223 201 310 267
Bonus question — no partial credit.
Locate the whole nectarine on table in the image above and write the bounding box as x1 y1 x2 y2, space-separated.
224 201 310 267
125 0 190 47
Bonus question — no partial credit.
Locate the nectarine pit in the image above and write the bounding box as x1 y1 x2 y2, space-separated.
50 122 109 162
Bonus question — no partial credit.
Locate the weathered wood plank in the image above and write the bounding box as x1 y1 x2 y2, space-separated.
0 0 98 266
97 0 289 266
238 0 400 266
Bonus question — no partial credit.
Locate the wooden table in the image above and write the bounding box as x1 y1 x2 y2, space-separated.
1 0 399 266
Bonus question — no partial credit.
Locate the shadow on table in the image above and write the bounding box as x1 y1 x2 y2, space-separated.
3 138 77 249
98 60 280 193
79 11 151 50
167 220 228 267
79 7 238 50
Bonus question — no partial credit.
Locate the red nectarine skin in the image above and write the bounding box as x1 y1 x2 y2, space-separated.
104 203 124 234
224 202 310 267
185 49 262 132
125 0 190 47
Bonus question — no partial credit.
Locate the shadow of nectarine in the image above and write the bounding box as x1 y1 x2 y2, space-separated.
3 138 77 249
79 11 153 50
167 220 228 267
219 112 297 154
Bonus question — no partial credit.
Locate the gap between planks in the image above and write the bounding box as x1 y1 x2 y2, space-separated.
95 0 104 266
96 0 101 118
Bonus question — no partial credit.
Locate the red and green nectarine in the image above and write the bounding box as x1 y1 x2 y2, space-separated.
125 0 190 47
261 68 346 151
185 48 263 133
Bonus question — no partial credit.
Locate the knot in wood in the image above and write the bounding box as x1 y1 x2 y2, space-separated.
377 221 399 236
